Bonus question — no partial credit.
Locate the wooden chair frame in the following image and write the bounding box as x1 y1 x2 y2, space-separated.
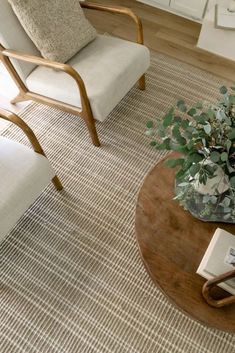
202 268 235 308
0 2 146 147
0 108 63 190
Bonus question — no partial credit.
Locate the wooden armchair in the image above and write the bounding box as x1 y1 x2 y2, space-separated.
0 1 150 147
0 108 62 241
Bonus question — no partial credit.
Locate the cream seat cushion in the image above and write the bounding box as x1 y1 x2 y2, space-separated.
26 35 150 122
0 137 55 241
8 0 97 63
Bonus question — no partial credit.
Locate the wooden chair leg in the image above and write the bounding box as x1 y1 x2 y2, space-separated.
52 175 63 191
139 74 146 90
10 92 27 104
84 112 101 147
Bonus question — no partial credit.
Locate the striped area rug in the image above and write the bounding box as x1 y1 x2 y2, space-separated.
1 52 235 353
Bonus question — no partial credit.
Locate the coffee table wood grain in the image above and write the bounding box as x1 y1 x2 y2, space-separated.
135 155 235 333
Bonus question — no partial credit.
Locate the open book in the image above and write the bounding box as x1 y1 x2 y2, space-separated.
197 228 235 295
215 4 235 30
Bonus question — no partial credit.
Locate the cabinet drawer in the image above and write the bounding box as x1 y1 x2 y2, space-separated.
153 0 170 6
170 0 207 19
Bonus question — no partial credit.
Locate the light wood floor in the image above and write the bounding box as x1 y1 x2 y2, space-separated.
1 0 235 116
85 0 235 81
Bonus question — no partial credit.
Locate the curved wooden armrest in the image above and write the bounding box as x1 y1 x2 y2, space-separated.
0 48 85 89
0 108 63 190
202 269 235 308
0 108 45 155
80 1 144 44
0 46 90 113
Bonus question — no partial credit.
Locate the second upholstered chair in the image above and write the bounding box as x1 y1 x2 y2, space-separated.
0 108 62 242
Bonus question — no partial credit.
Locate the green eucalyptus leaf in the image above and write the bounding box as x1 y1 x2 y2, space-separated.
220 152 228 162
163 137 171 150
182 159 193 171
228 129 235 140
216 110 224 121
219 86 228 94
210 196 218 204
225 116 232 126
150 141 157 146
212 145 223 150
224 214 231 220
210 151 221 163
200 112 209 119
172 144 189 153
230 176 235 189
188 153 203 163
186 126 194 133
203 195 210 203
201 138 207 147
175 168 186 180
223 207 232 212
218 98 226 106
204 164 216 176
229 95 235 105
196 116 207 125
174 116 182 124
156 138 171 150
203 124 211 135
189 163 200 177
155 143 166 150
177 100 185 108
223 208 232 213
187 140 195 150
164 158 185 168
178 182 189 187
184 131 192 140
226 161 235 173
158 128 166 138
181 119 189 129
146 120 153 129
187 108 196 117
177 136 187 145
223 197 231 208
172 125 181 139
200 173 207 185
178 104 187 113
163 112 173 128
207 108 215 119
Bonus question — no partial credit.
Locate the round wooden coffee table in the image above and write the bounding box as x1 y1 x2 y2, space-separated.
135 155 235 333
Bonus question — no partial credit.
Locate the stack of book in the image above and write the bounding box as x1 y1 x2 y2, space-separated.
197 228 235 295
215 4 235 30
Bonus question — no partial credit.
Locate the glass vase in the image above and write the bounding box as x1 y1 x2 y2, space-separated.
175 174 235 224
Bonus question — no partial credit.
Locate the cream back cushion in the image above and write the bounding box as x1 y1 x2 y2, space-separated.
8 0 97 63
0 0 39 81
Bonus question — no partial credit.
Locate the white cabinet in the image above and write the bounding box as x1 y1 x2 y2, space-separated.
137 0 209 21
154 0 170 5
170 0 207 19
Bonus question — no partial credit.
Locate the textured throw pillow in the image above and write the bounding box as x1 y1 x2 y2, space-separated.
8 0 97 63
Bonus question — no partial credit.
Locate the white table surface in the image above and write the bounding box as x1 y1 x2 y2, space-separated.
197 0 235 61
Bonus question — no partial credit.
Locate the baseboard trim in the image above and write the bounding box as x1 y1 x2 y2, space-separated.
136 0 202 23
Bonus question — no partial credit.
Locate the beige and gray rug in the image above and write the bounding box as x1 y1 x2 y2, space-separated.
1 52 235 353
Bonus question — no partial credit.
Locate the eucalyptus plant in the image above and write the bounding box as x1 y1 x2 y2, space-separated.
146 86 235 222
